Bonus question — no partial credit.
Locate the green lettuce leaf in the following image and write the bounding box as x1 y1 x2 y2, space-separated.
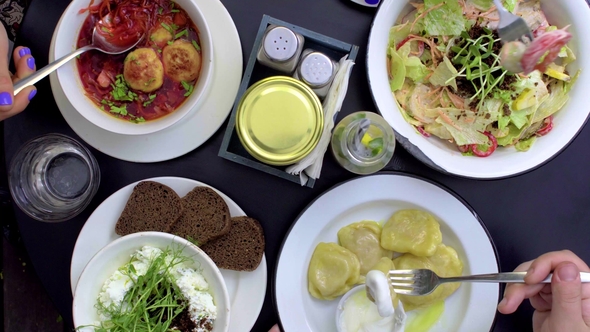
424 122 453 140
498 113 510 130
388 24 411 52
531 80 570 123
564 69 581 93
389 48 406 92
496 124 526 146
423 0 466 36
398 43 430 83
503 0 517 12
406 57 430 82
468 0 516 12
515 136 537 151
429 56 458 90
509 109 529 129
435 114 489 145
473 98 502 132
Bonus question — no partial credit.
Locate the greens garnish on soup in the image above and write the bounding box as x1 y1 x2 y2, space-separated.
387 0 579 156
77 0 202 123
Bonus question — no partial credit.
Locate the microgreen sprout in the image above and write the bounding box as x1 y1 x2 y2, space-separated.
79 246 192 332
448 28 515 111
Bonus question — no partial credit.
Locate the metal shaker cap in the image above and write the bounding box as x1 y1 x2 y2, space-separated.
298 52 334 87
263 27 299 62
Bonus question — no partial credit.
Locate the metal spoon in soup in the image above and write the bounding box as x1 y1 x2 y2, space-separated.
13 14 144 95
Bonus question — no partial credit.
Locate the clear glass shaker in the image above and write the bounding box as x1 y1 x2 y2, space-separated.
8 133 101 222
331 112 396 175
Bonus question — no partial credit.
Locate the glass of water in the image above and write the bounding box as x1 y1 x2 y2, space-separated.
8 133 101 222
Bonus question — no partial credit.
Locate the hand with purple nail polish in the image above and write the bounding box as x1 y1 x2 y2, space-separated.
0 23 37 121
498 250 590 331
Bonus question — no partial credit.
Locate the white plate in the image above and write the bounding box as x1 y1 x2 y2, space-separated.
70 177 267 332
48 0 242 162
367 0 590 179
275 173 499 332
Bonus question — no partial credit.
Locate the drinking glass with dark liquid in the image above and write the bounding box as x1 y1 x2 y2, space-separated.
8 134 100 222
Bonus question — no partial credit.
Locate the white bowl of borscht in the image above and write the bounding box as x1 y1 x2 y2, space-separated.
53 0 213 135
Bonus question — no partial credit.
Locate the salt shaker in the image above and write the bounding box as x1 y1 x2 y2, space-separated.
256 25 305 74
294 49 339 99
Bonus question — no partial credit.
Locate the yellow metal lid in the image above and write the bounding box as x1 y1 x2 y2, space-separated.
236 76 324 166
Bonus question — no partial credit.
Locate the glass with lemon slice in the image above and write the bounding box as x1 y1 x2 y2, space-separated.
331 112 395 175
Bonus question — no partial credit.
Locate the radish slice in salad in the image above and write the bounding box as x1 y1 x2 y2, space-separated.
520 27 572 74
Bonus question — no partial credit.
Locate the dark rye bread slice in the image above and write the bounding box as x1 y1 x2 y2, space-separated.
115 181 183 236
169 186 231 245
201 216 265 271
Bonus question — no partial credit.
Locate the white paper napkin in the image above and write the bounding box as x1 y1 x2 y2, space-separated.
286 55 355 185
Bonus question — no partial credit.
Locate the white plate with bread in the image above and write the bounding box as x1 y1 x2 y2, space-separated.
70 177 267 332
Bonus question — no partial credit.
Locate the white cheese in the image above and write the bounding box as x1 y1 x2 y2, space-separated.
97 245 217 330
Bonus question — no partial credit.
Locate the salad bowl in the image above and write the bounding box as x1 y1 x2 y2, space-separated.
367 0 590 179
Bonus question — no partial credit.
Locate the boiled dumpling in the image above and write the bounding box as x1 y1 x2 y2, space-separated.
371 257 395 275
369 257 399 306
381 209 442 257
338 221 392 275
308 242 361 300
393 254 441 311
428 243 463 297
393 244 463 311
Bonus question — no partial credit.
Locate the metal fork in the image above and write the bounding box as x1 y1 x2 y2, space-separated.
493 0 534 44
389 269 590 296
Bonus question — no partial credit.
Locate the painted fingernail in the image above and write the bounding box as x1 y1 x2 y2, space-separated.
558 263 578 282
28 89 36 101
18 47 30 57
27 57 35 70
0 92 12 105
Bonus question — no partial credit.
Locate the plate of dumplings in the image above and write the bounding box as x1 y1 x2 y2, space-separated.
275 173 500 332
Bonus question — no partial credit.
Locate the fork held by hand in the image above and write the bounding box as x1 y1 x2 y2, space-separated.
389 269 590 296
493 0 534 43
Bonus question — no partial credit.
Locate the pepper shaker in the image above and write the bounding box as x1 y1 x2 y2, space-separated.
293 49 339 99
256 25 305 74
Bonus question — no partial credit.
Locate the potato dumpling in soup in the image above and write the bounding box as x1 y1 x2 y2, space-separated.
381 209 442 257
123 48 164 93
163 39 202 82
338 221 392 275
393 244 463 311
308 242 360 300
150 26 173 47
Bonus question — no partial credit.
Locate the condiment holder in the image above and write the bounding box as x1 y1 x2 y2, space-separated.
219 15 359 188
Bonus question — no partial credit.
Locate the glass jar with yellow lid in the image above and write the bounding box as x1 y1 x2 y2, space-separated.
331 111 396 175
236 76 324 166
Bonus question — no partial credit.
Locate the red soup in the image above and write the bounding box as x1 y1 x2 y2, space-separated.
77 0 202 123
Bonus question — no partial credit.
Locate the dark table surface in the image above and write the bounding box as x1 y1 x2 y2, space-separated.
4 0 590 331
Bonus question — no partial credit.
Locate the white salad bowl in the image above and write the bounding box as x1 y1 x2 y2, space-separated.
72 232 230 332
367 0 590 179
53 0 213 136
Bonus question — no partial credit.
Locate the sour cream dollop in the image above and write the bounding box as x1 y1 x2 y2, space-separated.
336 271 406 332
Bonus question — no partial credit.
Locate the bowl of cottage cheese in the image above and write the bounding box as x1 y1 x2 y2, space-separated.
72 231 230 332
